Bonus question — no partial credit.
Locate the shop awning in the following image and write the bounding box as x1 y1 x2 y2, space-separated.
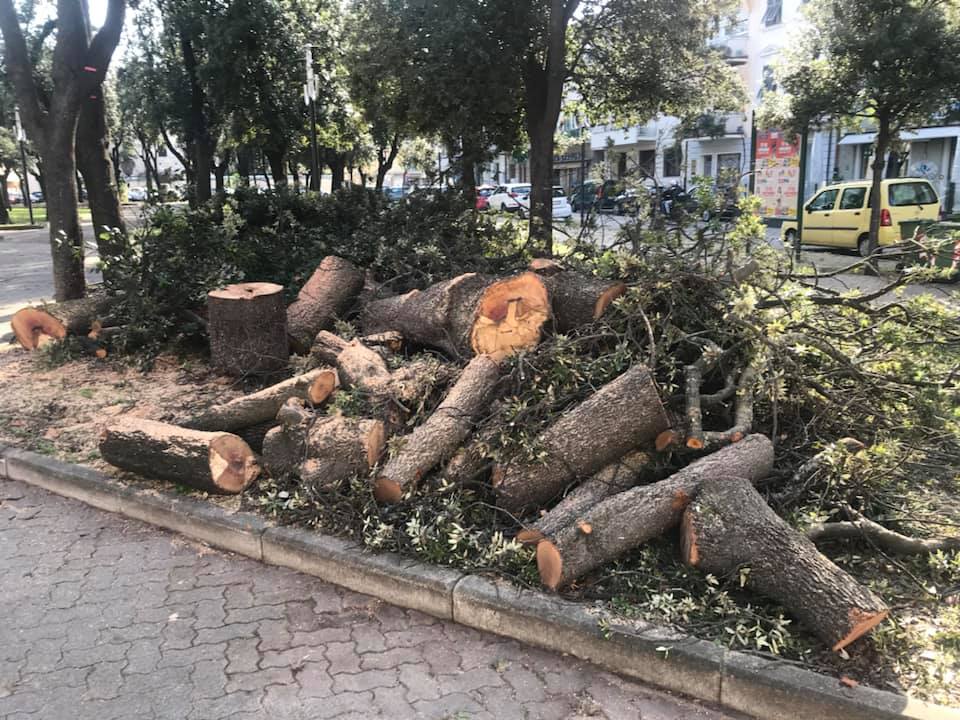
838 126 960 145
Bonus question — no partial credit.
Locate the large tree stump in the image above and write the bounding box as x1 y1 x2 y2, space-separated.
682 475 889 651
360 272 550 360
493 365 669 514
11 292 117 350
516 449 655 544
287 256 365 354
185 368 338 432
208 282 288 375
99 417 259 494
536 434 774 590
374 354 502 503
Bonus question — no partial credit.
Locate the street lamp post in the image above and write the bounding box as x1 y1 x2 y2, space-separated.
14 107 34 226
303 46 320 192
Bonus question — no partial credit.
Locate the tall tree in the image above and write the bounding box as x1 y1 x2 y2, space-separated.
772 0 960 254
0 0 126 299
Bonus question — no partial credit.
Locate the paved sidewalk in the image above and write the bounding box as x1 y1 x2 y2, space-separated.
0 479 743 720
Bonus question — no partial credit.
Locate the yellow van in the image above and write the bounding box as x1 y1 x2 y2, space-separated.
781 178 941 256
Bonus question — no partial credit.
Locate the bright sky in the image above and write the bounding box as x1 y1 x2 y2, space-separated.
88 0 108 28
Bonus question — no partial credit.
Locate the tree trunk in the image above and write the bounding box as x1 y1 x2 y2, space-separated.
76 94 126 269
43 123 86 301
184 368 339 432
99 417 260 494
517 449 655 544
360 272 551 361
866 113 891 270
536 434 774 590
287 256 366 354
527 121 555 253
375 133 401 191
266 149 286 188
237 146 252 187
214 152 230 195
299 415 386 489
330 155 345 192
494 364 669 515
179 28 212 204
683 474 889 651
207 282 289 376
0 169 11 224
291 162 300 193
374 354 502 503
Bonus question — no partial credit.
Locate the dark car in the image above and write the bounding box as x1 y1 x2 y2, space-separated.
382 187 404 202
570 179 630 213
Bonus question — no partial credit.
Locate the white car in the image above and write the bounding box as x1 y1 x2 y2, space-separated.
487 183 531 212
517 186 573 219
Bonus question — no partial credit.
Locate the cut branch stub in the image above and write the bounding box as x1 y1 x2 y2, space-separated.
99 417 259 494
286 255 365 354
683 474 889 651
470 273 550 360
535 434 774 591
208 282 288 376
494 364 669 515
374 354 502 503
11 293 118 350
11 307 67 349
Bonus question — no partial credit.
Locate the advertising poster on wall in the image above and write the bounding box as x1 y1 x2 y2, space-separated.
754 130 800 218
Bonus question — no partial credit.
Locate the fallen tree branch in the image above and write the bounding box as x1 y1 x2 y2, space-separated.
807 505 960 555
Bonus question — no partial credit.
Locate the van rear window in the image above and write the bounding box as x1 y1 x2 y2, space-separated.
888 182 938 206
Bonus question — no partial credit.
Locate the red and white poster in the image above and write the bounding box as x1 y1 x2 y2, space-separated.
754 130 800 218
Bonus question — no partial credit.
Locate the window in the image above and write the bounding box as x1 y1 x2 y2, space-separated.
888 181 938 206
763 0 782 26
663 146 682 177
808 189 838 212
703 155 713 178
839 187 866 209
717 153 741 186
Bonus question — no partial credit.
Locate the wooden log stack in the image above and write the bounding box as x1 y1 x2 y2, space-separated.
84 260 896 653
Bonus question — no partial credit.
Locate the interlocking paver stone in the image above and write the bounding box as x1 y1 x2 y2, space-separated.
0 478 745 718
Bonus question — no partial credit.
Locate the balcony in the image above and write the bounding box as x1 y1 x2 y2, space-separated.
590 122 662 151
709 16 748 66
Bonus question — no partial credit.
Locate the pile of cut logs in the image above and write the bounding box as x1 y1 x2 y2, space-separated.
12 255 890 651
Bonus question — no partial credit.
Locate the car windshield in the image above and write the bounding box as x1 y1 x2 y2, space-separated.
552 187 565 198
888 182 938 206
511 186 531 195
478 188 493 197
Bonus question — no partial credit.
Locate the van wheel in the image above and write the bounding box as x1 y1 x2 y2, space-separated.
858 234 875 258
517 207 526 219
784 229 797 248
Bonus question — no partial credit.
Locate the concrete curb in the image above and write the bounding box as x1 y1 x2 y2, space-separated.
2 446 957 720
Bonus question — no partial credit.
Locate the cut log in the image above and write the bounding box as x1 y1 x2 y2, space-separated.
360 272 550 360
185 368 338 432
494 365 669 515
287 256 365 354
538 271 628 333
301 414 386 488
11 292 117 350
208 282 288 375
535 434 774 590
682 475 889 651
516 450 655 545
99 417 259 494
361 331 404 353
311 331 391 387
374 354 502 503
443 431 496 486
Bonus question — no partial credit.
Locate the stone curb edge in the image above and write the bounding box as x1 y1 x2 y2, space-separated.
1 445 957 720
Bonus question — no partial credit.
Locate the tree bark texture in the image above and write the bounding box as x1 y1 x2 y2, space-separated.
77 91 126 268
517 449 656 544
493 364 669 515
99 417 259 494
538 271 628 333
535 434 774 590
287 256 365 354
10 292 118 349
184 368 338 432
298 415 386 489
374 354 502 503
360 272 550 360
683 475 889 651
208 283 289 376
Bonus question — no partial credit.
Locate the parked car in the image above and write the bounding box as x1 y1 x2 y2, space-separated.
780 178 940 256
475 185 495 211
127 187 148 202
570 179 639 214
487 183 531 212
8 189 22 204
30 190 43 203
517 186 573 219
382 186 404 202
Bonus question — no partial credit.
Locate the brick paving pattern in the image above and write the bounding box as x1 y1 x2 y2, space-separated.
0 479 744 719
